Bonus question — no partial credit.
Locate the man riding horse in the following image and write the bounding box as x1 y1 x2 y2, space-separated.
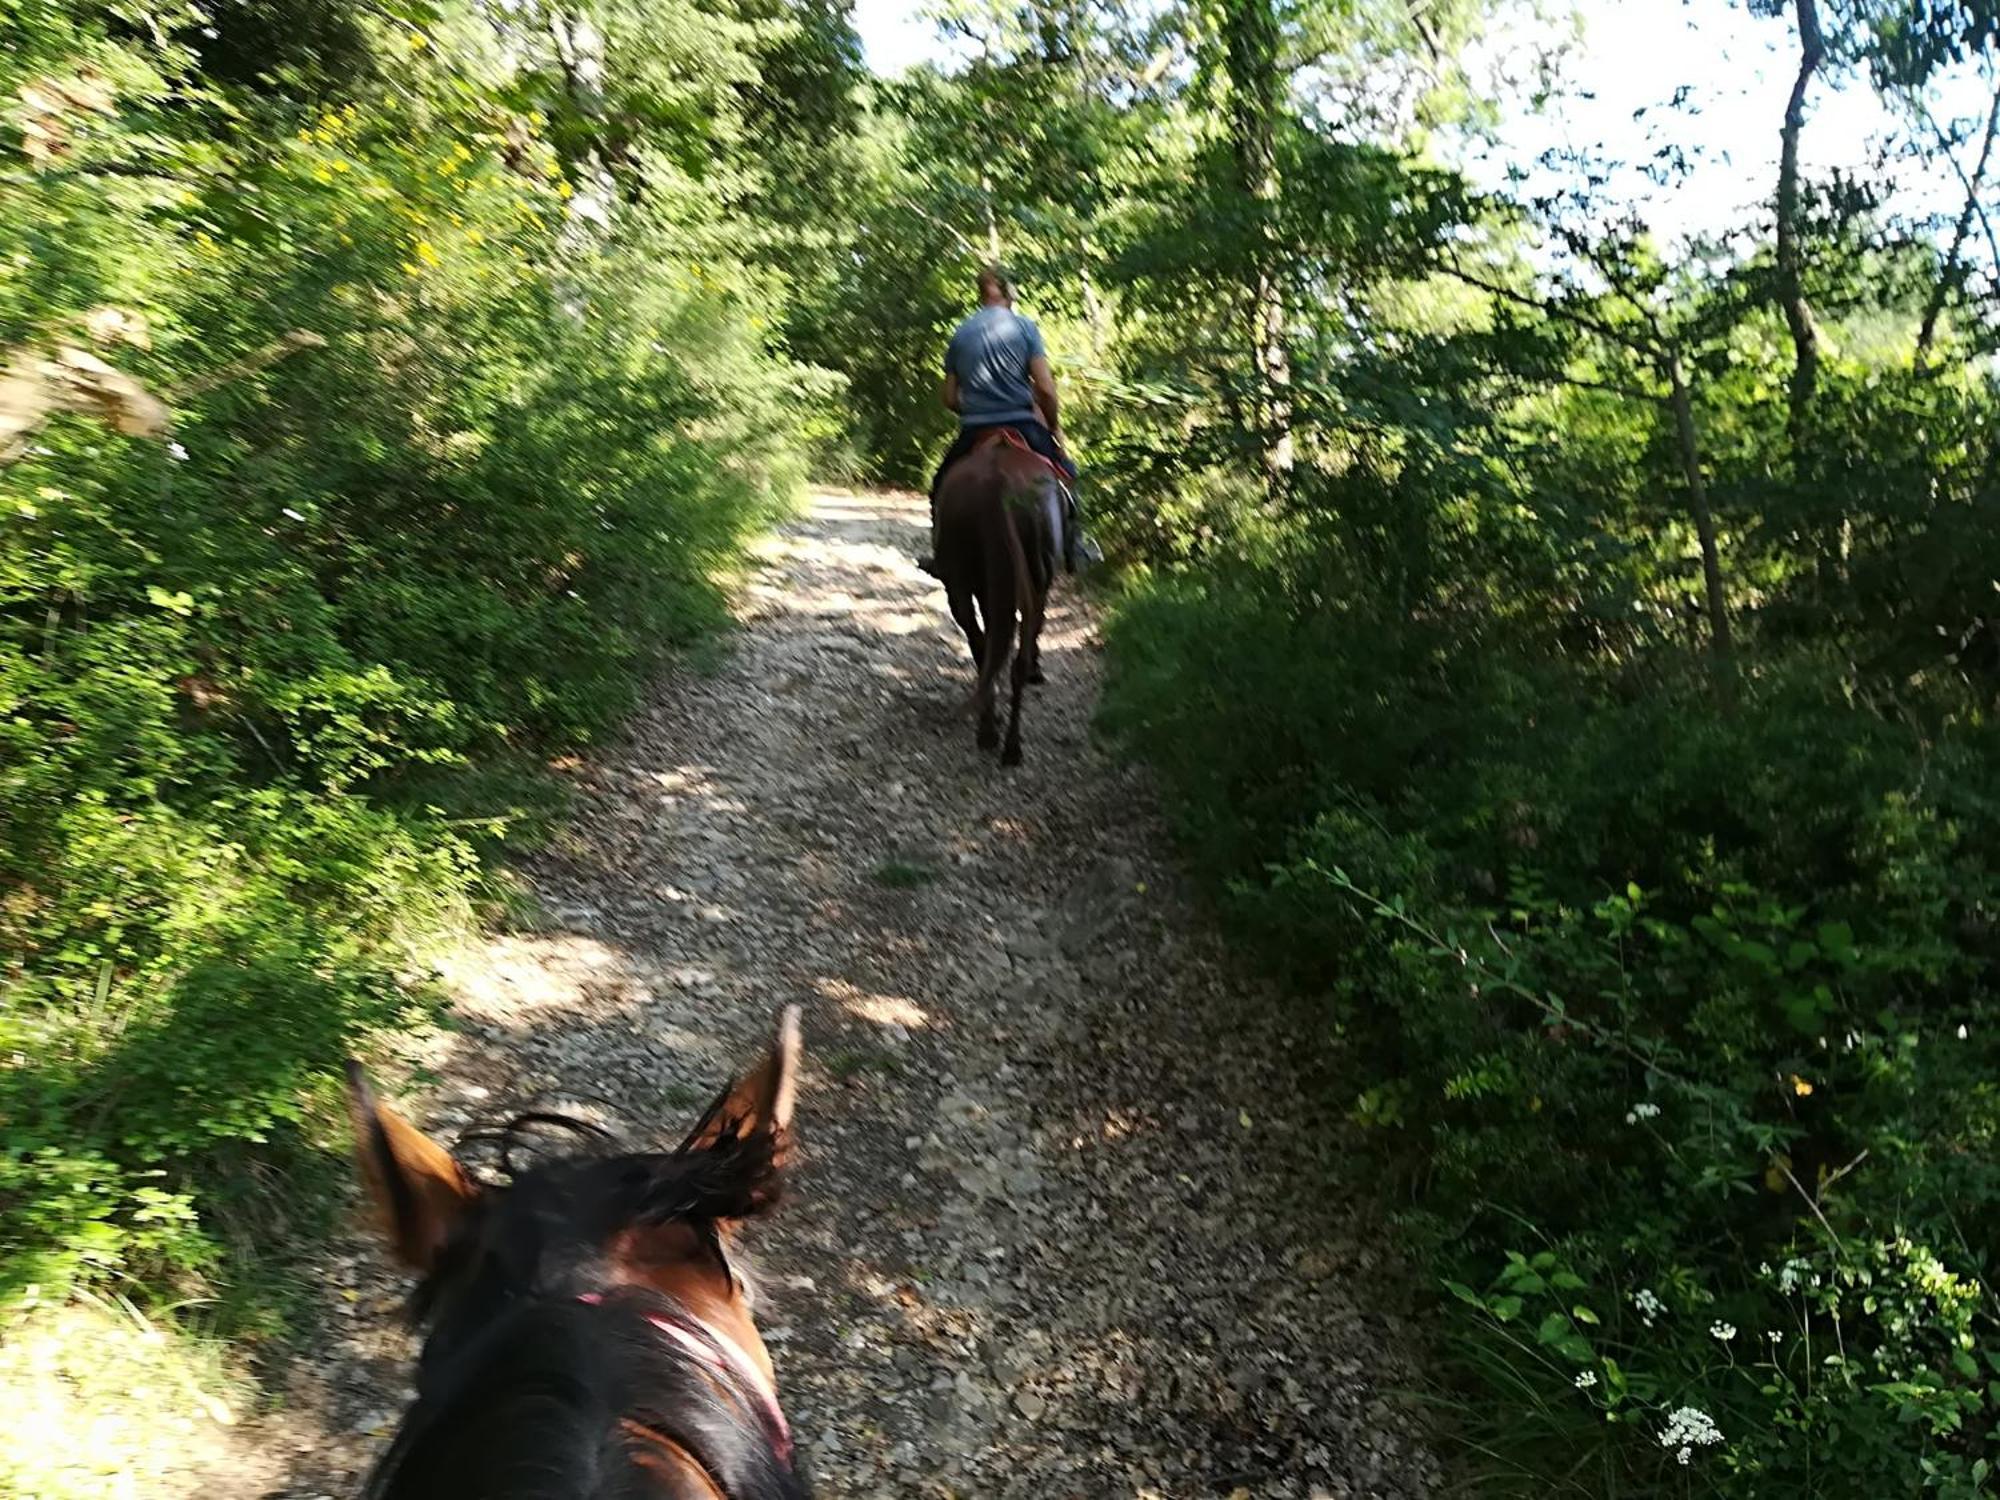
918 264 1093 578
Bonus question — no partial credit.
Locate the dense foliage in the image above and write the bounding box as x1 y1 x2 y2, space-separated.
12 0 2000 1491
0 0 846 1348
834 0 2000 1492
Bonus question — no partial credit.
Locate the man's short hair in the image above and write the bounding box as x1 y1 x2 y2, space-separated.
976 262 1016 301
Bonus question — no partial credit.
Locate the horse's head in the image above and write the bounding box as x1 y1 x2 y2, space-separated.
346 1008 806 1499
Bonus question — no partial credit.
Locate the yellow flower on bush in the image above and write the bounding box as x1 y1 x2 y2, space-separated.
414 240 441 268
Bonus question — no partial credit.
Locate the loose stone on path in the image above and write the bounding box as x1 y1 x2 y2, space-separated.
245 488 1440 1499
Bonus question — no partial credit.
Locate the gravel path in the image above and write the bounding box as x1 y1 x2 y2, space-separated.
258 488 1440 1499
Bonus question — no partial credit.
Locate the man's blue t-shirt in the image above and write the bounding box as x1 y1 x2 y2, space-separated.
944 305 1046 429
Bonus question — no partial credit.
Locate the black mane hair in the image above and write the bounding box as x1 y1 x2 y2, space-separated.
366 1108 807 1500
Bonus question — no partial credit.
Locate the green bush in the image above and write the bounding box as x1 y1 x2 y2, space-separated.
1102 575 2000 1492
1 0 808 1330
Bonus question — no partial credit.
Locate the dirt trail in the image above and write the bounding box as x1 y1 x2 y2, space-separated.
257 488 1439 1499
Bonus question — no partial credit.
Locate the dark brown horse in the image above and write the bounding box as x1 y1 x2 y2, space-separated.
933 430 1061 766
346 1009 807 1500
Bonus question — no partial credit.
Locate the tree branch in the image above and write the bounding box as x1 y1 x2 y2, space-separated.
1915 77 2000 368
1434 258 1656 354
892 192 984 261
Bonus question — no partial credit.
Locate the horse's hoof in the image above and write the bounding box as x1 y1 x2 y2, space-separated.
1001 744 1023 768
978 727 1000 751
1026 667 1046 686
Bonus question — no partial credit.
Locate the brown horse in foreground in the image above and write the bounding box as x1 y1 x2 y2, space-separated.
346 1009 808 1500
933 430 1061 766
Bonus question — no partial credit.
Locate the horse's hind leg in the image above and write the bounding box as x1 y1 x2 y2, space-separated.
946 586 984 668
975 587 1002 751
1001 642 1028 766
978 685 1001 751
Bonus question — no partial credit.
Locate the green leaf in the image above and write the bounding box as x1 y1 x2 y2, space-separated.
1489 1295 1523 1322
1602 1357 1628 1399
1443 1279 1483 1308
1736 938 1779 969
1572 1305 1600 1325
1535 1311 1569 1346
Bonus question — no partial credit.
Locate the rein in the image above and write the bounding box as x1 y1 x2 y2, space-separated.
579 1291 795 1471
974 425 1071 491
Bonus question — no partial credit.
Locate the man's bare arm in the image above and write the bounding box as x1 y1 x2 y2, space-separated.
1028 355 1062 439
941 373 961 413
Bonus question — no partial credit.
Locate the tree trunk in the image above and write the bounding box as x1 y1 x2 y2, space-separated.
547 8 614 317
1079 237 1105 360
1665 349 1733 673
981 173 1001 261
1775 0 1825 461
1219 0 1293 504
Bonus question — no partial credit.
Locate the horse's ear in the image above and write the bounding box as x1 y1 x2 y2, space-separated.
345 1060 480 1270
681 1006 802 1177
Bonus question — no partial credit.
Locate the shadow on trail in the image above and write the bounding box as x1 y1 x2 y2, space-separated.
260 489 1435 1500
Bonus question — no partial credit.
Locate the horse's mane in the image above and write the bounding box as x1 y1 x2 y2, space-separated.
371 1293 805 1500
367 1110 807 1500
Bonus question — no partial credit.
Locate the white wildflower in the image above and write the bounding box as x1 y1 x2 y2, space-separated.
1710 1321 1736 1342
1958 1024 1969 1040
1631 1288 1664 1326
1777 1258 1810 1294
1658 1406 1723 1461
1574 1370 1598 1390
282 507 306 522
1625 1100 1662 1124
1768 1330 1784 1344
167 442 189 461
